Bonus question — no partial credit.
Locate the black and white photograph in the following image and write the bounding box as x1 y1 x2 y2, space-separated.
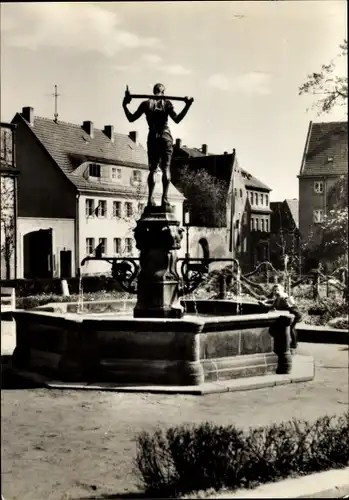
1 1 348 499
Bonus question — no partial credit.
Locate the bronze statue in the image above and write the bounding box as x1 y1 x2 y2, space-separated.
122 83 194 210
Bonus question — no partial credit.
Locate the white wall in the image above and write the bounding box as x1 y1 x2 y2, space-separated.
17 217 75 279
78 193 184 276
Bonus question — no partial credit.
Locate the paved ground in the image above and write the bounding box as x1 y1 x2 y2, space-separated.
1 320 348 500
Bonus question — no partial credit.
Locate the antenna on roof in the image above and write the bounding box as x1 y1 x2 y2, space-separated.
52 84 60 123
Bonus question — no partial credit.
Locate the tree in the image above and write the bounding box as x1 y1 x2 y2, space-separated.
0 176 15 279
299 39 347 115
1 126 16 279
327 174 348 210
174 165 228 227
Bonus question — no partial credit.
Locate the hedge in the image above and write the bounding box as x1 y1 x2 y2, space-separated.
1 276 123 297
135 413 349 498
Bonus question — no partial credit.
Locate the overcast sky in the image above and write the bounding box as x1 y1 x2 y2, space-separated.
1 1 347 201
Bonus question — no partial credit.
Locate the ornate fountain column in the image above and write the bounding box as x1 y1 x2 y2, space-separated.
133 206 185 318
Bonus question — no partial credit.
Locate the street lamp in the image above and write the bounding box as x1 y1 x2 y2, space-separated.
183 206 190 259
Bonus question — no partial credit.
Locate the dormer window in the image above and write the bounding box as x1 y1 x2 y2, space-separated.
132 170 142 184
314 181 324 194
89 163 101 178
111 167 121 181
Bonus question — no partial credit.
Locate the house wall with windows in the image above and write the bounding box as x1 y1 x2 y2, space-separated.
298 121 348 248
298 176 340 244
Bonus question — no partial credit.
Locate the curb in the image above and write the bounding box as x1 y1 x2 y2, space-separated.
297 324 348 345
191 467 349 499
2 355 314 395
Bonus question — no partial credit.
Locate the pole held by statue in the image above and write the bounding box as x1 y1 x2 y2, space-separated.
125 85 190 102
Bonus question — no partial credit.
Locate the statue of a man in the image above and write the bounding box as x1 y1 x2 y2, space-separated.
122 83 194 210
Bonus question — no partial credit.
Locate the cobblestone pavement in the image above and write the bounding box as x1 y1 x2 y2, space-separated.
1 319 348 500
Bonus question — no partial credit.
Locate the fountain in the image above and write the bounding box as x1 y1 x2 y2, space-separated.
11 205 315 390
10 86 314 392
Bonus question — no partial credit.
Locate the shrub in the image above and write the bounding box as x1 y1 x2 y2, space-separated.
16 290 131 310
135 413 349 498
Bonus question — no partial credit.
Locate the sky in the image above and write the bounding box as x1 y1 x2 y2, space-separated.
1 1 347 201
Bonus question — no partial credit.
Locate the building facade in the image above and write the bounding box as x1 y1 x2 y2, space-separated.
298 121 348 245
172 141 272 270
270 199 300 270
11 107 184 278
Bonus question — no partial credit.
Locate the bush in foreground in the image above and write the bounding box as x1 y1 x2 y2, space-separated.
135 413 349 497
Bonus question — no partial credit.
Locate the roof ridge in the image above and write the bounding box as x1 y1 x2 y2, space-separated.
313 120 347 125
33 116 138 140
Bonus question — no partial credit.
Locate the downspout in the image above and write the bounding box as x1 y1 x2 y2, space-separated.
75 192 80 277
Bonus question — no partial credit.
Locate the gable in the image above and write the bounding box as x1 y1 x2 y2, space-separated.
301 121 348 176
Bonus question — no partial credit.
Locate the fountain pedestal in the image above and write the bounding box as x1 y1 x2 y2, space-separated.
133 207 184 319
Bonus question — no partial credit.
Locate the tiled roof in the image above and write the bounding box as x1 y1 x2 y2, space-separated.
240 168 271 191
300 121 348 176
173 145 271 191
285 198 299 228
13 114 182 198
270 199 299 230
181 146 206 157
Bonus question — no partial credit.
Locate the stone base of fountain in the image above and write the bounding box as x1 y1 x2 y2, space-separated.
11 299 307 387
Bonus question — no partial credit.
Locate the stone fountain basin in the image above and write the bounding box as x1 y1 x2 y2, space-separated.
12 299 294 386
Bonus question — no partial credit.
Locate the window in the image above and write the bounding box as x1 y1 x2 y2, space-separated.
313 209 324 223
240 189 243 198
234 188 238 197
125 202 133 218
255 193 258 206
113 201 121 218
250 217 254 231
314 181 324 194
261 219 265 232
265 194 269 206
243 237 247 253
86 238 95 255
97 200 107 217
132 170 142 184
254 218 259 231
114 238 121 254
265 218 269 232
85 199 95 217
138 202 145 214
260 193 264 205
249 192 254 204
125 238 133 254
89 163 101 178
111 167 121 181
243 212 247 225
98 238 107 255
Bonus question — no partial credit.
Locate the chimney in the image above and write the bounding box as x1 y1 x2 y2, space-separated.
21 107 34 126
202 144 208 155
82 121 94 138
129 131 138 143
175 138 182 149
224 151 228 155
104 125 114 142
